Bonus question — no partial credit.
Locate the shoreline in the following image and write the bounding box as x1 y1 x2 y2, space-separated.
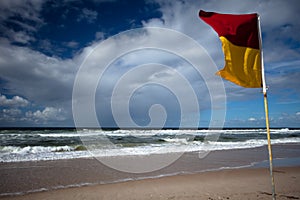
1 144 300 199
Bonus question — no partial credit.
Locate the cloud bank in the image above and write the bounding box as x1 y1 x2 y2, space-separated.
0 0 299 127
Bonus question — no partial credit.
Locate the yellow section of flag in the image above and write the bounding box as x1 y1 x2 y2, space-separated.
216 36 262 88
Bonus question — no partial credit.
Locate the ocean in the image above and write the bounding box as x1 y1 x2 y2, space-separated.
1 128 300 163
1 128 300 197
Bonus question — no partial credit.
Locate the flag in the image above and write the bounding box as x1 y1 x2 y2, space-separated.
199 10 262 88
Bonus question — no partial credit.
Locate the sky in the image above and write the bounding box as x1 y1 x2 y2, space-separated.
0 0 299 128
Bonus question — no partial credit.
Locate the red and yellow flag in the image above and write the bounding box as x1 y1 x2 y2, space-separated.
199 10 262 88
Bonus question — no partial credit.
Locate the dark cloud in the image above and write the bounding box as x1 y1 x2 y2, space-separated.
0 0 299 127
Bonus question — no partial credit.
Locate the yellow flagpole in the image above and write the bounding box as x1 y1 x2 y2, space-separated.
263 90 276 200
258 15 276 200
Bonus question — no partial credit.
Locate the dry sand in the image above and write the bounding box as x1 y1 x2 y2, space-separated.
1 166 299 200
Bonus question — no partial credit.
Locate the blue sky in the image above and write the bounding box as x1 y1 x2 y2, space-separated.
0 0 299 128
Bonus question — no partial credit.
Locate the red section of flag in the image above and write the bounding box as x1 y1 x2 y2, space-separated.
199 10 259 49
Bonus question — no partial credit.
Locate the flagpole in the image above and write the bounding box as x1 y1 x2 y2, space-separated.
258 15 276 200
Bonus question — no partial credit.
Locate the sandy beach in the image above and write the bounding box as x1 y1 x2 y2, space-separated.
1 144 300 200
0 166 299 200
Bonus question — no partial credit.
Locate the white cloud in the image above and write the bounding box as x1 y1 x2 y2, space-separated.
272 112 300 127
0 0 44 44
72 26 227 128
0 94 29 107
143 0 300 100
0 0 299 127
11 31 36 44
3 108 22 116
0 0 44 23
26 107 66 122
0 42 79 105
248 117 257 121
64 41 79 48
0 108 22 122
95 32 105 40
151 0 300 63
77 8 98 24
